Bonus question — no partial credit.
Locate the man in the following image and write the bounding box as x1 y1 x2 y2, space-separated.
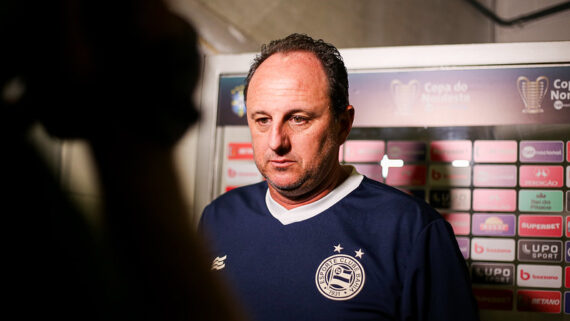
200 33 479 321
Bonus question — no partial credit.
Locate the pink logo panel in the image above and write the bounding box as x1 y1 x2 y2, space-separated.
473 165 517 187
473 189 517 212
442 213 470 235
519 165 563 188
351 164 383 182
385 165 426 186
473 140 517 163
430 140 472 162
344 140 385 162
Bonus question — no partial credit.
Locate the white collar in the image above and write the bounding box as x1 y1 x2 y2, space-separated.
265 166 363 225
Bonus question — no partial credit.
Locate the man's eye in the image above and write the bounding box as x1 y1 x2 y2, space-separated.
290 116 308 125
256 118 270 125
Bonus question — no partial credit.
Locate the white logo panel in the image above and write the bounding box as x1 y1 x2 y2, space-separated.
517 264 562 288
471 238 515 261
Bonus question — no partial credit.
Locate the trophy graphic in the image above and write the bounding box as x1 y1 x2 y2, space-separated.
391 80 419 115
517 76 548 114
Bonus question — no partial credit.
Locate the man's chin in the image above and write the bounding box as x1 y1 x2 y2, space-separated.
265 176 307 194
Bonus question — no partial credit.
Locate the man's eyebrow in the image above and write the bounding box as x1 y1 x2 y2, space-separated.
249 111 269 117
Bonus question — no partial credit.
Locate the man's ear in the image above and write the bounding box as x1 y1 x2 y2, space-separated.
337 105 354 144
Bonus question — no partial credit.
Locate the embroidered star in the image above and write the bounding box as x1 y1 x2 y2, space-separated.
333 244 343 253
355 249 364 259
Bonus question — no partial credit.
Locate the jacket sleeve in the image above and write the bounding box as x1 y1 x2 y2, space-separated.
400 219 480 321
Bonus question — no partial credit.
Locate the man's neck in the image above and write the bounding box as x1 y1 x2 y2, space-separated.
268 165 351 210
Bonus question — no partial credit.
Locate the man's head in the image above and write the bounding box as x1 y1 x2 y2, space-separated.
245 34 354 205
244 33 349 119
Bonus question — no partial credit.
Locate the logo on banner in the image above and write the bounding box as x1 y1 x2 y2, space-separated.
517 290 561 313
472 214 516 237
552 79 570 110
518 215 563 238
480 216 509 232
391 80 419 115
518 240 562 263
471 238 515 261
473 288 513 310
315 244 366 301
517 76 548 114
230 84 246 117
517 265 562 288
471 263 514 285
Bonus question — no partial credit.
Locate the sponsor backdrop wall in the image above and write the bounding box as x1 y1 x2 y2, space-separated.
196 42 570 320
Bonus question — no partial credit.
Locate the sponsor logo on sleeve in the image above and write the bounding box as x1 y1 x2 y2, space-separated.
517 264 562 288
518 215 563 238
471 262 514 286
517 290 561 313
211 255 227 270
517 239 562 263
471 238 515 262
472 288 513 311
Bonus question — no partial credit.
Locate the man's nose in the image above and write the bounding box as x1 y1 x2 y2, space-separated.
268 122 290 153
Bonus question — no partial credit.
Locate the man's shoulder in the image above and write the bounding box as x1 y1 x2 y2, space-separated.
212 181 267 203
353 176 443 225
201 181 267 218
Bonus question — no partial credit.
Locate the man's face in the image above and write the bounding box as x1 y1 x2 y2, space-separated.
246 51 346 199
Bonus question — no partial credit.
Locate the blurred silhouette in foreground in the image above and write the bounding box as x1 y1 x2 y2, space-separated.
2 0 245 320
